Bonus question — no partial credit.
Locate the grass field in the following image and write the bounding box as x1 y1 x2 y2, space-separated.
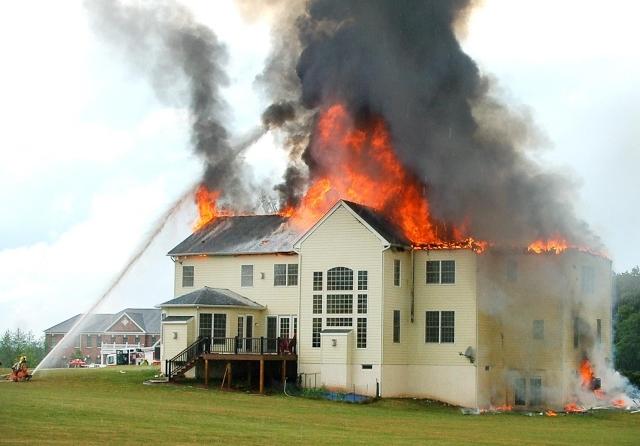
0 366 638 445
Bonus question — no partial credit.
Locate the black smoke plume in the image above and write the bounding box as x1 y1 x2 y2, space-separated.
86 0 251 208
268 0 599 247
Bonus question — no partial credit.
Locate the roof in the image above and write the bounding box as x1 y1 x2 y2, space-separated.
167 215 301 256
341 200 411 247
44 308 161 334
162 316 194 322
160 287 265 309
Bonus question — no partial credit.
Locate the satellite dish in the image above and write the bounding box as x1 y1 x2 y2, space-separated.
459 346 475 363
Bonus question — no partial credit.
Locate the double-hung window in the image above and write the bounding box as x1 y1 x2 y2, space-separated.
426 260 455 284
274 264 298 286
241 265 254 287
425 311 455 343
182 265 194 287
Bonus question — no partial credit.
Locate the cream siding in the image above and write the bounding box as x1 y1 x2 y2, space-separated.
297 205 385 394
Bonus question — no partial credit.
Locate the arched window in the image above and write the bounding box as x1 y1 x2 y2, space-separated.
327 267 353 290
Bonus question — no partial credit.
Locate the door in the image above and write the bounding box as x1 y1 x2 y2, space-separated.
266 316 277 353
245 315 253 351
237 316 244 352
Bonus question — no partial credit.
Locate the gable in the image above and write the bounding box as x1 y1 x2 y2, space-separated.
105 314 144 333
299 205 385 252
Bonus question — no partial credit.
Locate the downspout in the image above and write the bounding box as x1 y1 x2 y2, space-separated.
381 244 389 397
411 248 415 323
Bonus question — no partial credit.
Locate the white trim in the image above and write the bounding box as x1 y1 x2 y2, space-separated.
102 312 145 333
160 304 265 310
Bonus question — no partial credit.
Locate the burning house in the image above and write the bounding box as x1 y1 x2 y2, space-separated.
159 200 614 410
86 0 630 410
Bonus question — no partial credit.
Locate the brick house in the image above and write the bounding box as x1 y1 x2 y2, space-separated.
44 308 161 366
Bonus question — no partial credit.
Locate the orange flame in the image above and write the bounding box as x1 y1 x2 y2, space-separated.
527 238 569 254
563 402 585 413
612 399 626 408
193 184 234 230
287 104 483 247
545 410 558 417
580 359 595 389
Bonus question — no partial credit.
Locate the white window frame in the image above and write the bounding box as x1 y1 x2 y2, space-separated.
393 259 401 287
241 264 254 287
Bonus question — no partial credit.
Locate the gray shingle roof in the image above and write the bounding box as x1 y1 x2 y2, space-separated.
163 316 194 322
342 201 411 247
160 287 265 309
44 309 161 334
167 215 301 256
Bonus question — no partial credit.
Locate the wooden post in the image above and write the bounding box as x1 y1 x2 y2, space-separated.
259 359 265 394
281 359 286 383
204 359 209 388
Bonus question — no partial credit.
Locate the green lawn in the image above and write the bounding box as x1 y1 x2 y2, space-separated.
0 367 638 445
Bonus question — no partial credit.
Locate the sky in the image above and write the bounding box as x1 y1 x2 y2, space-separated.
0 0 638 335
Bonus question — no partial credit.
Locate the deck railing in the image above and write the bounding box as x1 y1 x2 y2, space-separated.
166 336 296 379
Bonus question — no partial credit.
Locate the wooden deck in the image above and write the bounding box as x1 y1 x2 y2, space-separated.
201 353 297 393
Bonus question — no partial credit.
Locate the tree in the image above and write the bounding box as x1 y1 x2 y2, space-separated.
614 266 640 385
0 329 46 369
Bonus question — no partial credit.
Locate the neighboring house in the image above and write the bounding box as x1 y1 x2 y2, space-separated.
160 200 612 409
44 308 161 366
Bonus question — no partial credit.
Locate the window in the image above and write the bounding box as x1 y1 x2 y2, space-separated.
313 272 323 291
357 294 367 314
280 317 290 339
596 319 602 344
393 259 401 286
426 260 455 284
150 336 156 344
530 377 542 406
241 265 254 287
358 271 368 290
325 318 353 327
532 320 544 340
327 267 353 290
506 259 518 282
213 314 227 343
357 318 367 348
581 265 595 294
312 318 321 348
441 311 455 342
393 310 400 343
313 295 323 314
122 335 129 344
294 317 297 337
111 335 116 343
287 264 298 286
274 264 287 286
237 316 244 338
97 335 102 346
425 311 455 343
86 335 92 347
182 265 194 287
441 261 455 284
362 364 373 370
199 313 212 338
326 294 353 314
135 335 140 344
426 261 440 283
514 378 526 406
426 311 440 343
274 264 298 286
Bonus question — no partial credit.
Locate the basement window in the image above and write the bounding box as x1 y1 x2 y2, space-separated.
532 320 544 340
362 364 373 370
241 265 254 287
182 265 194 287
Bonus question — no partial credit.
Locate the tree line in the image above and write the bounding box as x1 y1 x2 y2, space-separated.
614 266 640 386
0 329 46 369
